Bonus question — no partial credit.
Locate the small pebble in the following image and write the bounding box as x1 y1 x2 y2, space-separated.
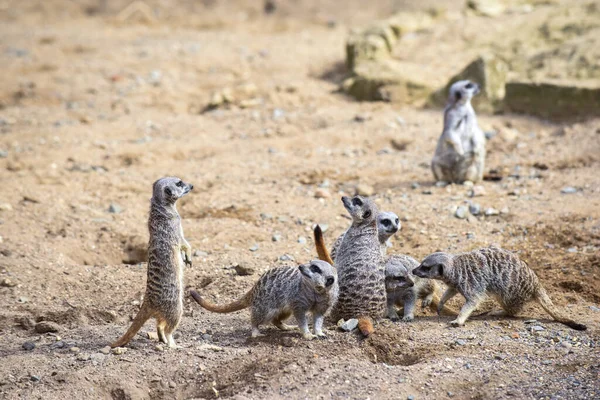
338 319 358 332
234 264 255 276
560 187 577 194
484 208 499 216
530 325 545 332
34 321 60 334
169 381 177 389
193 250 208 258
314 189 331 199
108 203 123 214
589 306 600 312
455 339 467 346
249 244 259 252
319 224 329 232
298 236 307 245
111 347 127 355
355 184 374 197
30 375 41 382
411 182 420 189
469 203 481 216
100 346 111 355
22 341 36 351
76 353 90 361
469 186 486 197
272 234 282 242
455 206 468 219
407 396 415 400
280 254 294 261
70 347 81 353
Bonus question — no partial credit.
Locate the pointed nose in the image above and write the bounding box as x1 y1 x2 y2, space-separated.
189 184 194 190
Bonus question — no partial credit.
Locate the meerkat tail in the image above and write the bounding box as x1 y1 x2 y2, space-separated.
536 288 587 331
190 288 253 313
429 293 459 316
357 317 375 337
111 302 153 348
313 225 334 266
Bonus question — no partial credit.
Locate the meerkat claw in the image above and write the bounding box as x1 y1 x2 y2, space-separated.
302 333 317 340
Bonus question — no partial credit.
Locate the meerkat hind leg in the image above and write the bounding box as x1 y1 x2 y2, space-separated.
273 311 296 331
156 320 167 344
450 299 481 327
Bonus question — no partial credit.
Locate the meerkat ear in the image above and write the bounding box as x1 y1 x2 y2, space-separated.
164 187 172 197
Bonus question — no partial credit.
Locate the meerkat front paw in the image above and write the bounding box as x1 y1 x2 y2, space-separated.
315 331 328 339
302 332 317 340
402 315 415 322
449 319 464 327
422 298 433 308
387 311 400 321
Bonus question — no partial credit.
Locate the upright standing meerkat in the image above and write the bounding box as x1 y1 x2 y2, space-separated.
111 177 194 348
413 247 587 330
384 255 457 322
322 195 387 336
325 211 400 262
190 261 338 340
431 80 486 184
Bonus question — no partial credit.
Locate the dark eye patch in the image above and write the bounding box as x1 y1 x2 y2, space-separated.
455 91 462 100
381 219 391 227
325 277 334 287
395 218 399 224
176 180 184 187
310 264 322 274
363 210 372 219
465 82 474 89
394 276 405 281
352 197 363 207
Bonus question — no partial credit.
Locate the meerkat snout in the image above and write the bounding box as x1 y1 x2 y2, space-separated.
299 261 336 293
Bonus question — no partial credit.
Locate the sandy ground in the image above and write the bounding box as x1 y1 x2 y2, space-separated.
0 1 599 399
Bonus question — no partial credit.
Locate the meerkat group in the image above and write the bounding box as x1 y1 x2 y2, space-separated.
109 80 586 349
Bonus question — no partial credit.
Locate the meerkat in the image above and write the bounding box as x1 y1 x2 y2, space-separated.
431 80 486 184
111 177 194 348
412 246 587 330
317 195 386 337
384 255 457 321
327 211 400 262
190 260 338 340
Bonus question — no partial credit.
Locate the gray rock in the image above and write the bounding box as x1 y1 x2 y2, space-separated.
249 244 259 252
279 254 294 261
193 250 208 258
407 396 415 400
260 213 273 220
22 341 35 351
272 234 282 242
298 236 307 245
524 319 537 324
484 208 500 216
234 264 255 276
338 318 359 332
455 206 468 219
108 203 123 214
469 203 481 216
30 375 41 382
589 306 600 312
411 182 420 189
76 353 91 361
530 325 545 332
319 224 329 232
34 321 60 334
560 186 577 194
455 339 467 346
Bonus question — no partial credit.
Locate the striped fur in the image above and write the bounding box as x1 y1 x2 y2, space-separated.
413 246 587 330
330 196 387 336
191 261 338 340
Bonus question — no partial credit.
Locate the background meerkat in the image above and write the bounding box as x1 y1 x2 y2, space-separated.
327 211 400 262
431 80 486 184
384 254 457 322
190 260 338 340
413 246 587 330
321 195 387 337
111 177 194 348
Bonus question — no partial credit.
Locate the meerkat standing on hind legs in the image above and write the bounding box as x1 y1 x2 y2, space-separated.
315 196 387 337
190 260 338 340
111 177 194 348
431 80 486 184
323 211 400 262
412 246 587 330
